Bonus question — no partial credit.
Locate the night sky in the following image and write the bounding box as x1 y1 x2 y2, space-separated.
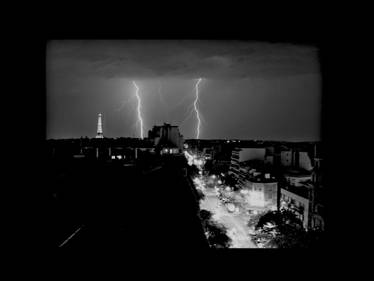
47 40 321 141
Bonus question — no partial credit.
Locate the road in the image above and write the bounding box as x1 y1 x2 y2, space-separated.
200 189 257 248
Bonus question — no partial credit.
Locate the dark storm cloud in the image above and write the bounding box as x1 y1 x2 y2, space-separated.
47 40 321 141
47 40 319 80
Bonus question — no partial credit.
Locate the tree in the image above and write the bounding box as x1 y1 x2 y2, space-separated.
251 208 324 248
206 222 231 248
199 209 212 223
196 189 205 201
247 212 264 228
187 163 199 178
199 209 231 248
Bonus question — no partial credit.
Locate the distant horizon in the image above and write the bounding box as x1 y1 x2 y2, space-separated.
46 135 321 143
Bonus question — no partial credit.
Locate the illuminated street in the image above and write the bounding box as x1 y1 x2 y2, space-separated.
189 152 259 248
200 189 257 248
186 148 258 248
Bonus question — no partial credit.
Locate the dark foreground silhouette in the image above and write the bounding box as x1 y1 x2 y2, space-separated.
44 154 210 254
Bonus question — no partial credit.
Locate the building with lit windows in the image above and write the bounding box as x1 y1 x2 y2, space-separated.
96 113 104 139
280 185 312 229
242 180 278 210
148 123 184 154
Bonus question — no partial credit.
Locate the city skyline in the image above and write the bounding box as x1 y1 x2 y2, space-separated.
47 40 321 141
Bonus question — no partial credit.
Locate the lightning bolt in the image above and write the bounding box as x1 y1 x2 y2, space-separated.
194 78 202 139
133 81 144 139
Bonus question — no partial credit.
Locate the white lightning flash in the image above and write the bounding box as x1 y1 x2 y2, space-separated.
194 78 203 139
133 81 144 139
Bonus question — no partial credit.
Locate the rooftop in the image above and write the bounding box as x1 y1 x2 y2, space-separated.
282 184 310 199
284 169 312 177
152 123 179 128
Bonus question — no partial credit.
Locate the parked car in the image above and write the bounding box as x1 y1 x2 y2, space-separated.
226 203 236 212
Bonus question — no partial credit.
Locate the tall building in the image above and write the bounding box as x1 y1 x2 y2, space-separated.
228 147 266 184
210 144 232 174
96 113 104 139
148 123 184 153
242 180 278 211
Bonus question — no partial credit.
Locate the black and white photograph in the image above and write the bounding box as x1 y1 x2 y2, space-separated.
45 39 325 251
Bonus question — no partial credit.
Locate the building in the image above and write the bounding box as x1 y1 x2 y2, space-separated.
210 144 232 174
110 147 137 161
202 147 213 159
280 186 310 229
228 147 241 186
238 148 266 162
312 143 323 187
96 113 104 139
228 147 266 186
311 202 325 230
284 172 313 187
298 151 313 171
264 155 274 166
277 143 324 231
242 180 278 211
227 148 279 209
148 123 184 154
281 150 293 167
279 147 314 171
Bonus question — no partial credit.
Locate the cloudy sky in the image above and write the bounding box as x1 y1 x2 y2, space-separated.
46 40 321 141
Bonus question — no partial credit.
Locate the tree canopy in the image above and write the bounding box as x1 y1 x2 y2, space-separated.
251 208 325 248
199 209 231 248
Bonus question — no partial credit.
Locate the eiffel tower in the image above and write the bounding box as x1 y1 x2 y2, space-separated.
96 113 104 138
